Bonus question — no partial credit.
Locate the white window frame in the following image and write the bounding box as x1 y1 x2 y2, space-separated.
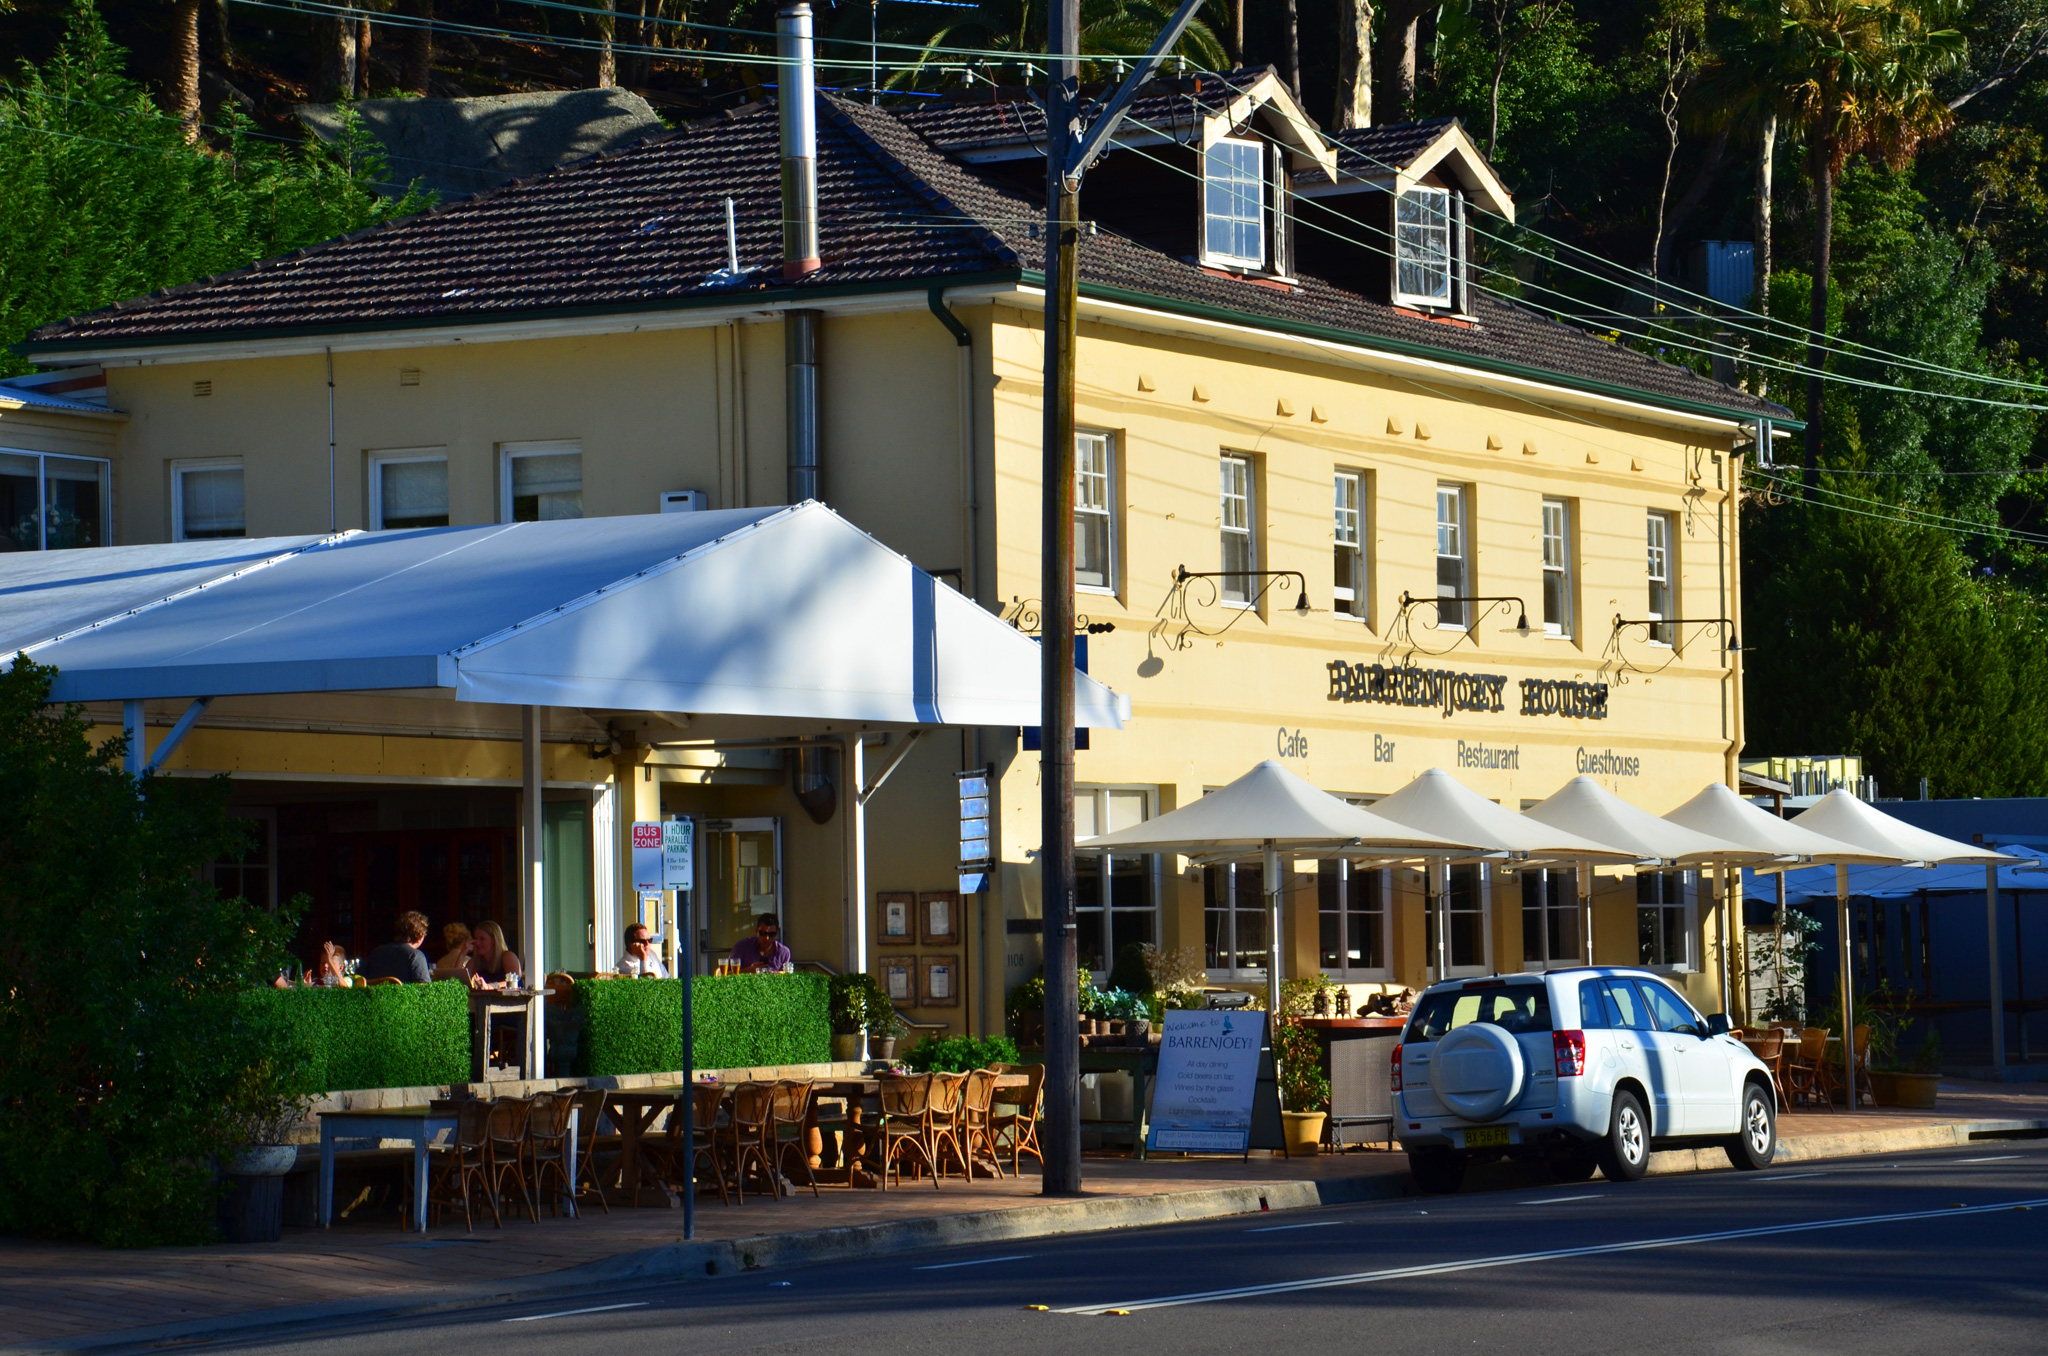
1394 187 1458 308
1519 866 1583 970
1 447 113 551
1426 862 1493 980
1074 430 1117 594
170 457 246 542
1073 785 1159 980
1202 136 1267 270
1647 510 1676 646
1318 859 1392 980
1435 482 1469 629
368 448 450 531
1205 860 1270 983
1220 453 1257 607
1334 470 1366 621
1541 497 1573 638
1636 869 1697 973
500 439 583 524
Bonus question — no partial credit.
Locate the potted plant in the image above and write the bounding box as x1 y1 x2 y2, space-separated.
1275 1017 1330 1156
828 972 869 1062
220 1097 310 1244
1095 987 1150 1044
1872 1027 1942 1109
867 993 906 1061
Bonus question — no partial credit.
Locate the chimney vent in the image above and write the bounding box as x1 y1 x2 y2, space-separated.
777 3 821 280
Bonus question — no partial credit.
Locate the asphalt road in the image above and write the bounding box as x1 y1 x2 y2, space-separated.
218 1140 2048 1356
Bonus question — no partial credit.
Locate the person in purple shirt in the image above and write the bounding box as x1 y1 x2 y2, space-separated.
729 915 792 972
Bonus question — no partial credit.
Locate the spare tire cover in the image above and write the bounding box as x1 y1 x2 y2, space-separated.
1432 1022 1527 1122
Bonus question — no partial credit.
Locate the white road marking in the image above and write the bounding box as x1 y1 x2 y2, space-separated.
914 1254 1034 1271
1247 1220 1347 1233
503 1303 648 1322
1518 1194 1605 1206
1053 1196 2048 1315
1956 1155 2024 1164
1758 1171 1827 1181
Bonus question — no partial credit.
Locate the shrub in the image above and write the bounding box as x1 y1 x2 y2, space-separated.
1107 943 1153 997
241 982 469 1091
902 1033 1021 1073
576 974 830 1075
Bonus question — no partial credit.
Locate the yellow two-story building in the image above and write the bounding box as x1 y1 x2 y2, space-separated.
16 67 1789 1028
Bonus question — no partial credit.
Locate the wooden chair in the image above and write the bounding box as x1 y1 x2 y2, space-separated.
956 1068 1006 1180
641 1086 732 1207
926 1072 968 1181
1745 1029 1786 1100
523 1092 578 1218
366 975 401 987
1852 1025 1874 1108
990 1063 1045 1174
770 1081 822 1198
425 1101 497 1231
727 1083 780 1201
1785 1028 1833 1110
874 1073 940 1190
567 1087 611 1214
484 1097 537 1223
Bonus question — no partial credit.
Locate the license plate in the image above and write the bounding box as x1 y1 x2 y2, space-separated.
1463 1126 1512 1149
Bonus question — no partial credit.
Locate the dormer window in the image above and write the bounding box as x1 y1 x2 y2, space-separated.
1203 137 1266 269
1395 187 1460 308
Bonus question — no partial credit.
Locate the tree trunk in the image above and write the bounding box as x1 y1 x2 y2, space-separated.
1654 122 1729 281
1284 0 1302 97
593 0 617 88
1754 112 1775 309
1373 0 1429 123
1230 0 1243 67
1334 0 1372 128
315 14 357 103
400 0 433 95
171 0 201 141
211 0 234 69
1804 137 1833 490
355 16 373 99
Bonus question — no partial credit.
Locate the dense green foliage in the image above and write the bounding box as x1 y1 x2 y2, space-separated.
0 1 426 376
901 1032 1022 1072
575 974 831 1075
827 971 901 1037
0 659 302 1247
241 982 470 1092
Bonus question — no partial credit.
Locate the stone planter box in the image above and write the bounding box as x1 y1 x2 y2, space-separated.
1871 1070 1939 1109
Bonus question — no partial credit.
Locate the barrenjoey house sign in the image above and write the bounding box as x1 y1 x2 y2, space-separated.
1327 660 1610 721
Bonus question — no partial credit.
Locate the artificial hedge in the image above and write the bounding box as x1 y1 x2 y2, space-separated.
243 980 470 1092
575 973 831 1076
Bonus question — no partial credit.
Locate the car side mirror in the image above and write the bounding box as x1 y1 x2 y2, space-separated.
1705 1013 1732 1037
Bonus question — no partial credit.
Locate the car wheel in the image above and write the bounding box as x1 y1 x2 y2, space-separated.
1725 1081 1776 1171
1409 1146 1468 1195
1599 1089 1650 1182
1547 1146 1601 1183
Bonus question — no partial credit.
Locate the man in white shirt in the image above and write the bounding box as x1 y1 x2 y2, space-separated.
619 923 669 977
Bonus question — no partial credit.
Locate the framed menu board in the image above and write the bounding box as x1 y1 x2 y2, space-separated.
877 891 915 943
919 890 959 945
921 954 960 1007
880 956 917 1005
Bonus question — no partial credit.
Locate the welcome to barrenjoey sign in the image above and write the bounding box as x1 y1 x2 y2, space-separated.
1147 1009 1269 1153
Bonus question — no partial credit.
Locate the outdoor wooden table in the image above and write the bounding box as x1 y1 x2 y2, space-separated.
602 1086 697 1206
470 987 543 1082
318 1106 458 1233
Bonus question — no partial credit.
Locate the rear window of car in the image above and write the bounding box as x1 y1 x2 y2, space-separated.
1407 985 1553 1041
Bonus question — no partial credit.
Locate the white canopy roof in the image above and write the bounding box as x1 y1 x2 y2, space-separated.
1790 789 2013 866
1365 768 1637 862
1075 760 1473 856
1662 782 1887 864
3 503 1127 731
1523 776 1762 865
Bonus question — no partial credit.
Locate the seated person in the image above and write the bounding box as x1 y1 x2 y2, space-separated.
309 941 350 986
466 920 523 989
360 910 434 983
728 915 792 973
432 921 472 980
619 923 668 977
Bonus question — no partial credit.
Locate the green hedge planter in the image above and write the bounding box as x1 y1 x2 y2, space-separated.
244 981 470 1092
575 974 831 1076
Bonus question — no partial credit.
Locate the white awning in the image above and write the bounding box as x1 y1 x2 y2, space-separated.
1523 776 1762 866
1790 789 2013 866
2 503 1127 730
1366 767 1637 862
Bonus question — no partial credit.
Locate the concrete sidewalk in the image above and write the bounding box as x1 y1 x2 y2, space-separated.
3 1080 2042 1355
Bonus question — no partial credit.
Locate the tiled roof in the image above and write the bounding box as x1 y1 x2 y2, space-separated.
26 88 1784 422
1327 119 1460 176
901 68 1266 154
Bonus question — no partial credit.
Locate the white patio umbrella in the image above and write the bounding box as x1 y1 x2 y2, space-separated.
1365 769 1638 981
1792 790 2015 1089
1078 760 1476 1014
1523 776 1764 966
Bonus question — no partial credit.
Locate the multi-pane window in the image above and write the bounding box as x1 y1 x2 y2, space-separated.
1541 498 1572 636
371 453 450 530
1333 471 1365 619
1647 511 1675 644
1520 867 1581 967
502 441 583 522
1425 864 1488 975
1075 431 1115 592
1220 454 1256 604
1395 188 1455 306
1074 787 1157 977
1203 137 1266 268
1638 869 1692 969
172 459 246 541
1318 860 1388 976
0 450 110 551
1436 483 1468 627
1204 861 1269 978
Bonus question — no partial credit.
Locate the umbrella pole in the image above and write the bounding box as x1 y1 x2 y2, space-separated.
1718 866 1733 1021
1775 871 1786 1017
1579 860 1593 965
1264 841 1283 1020
1431 858 1449 981
1837 863 1855 1107
1988 862 2006 1075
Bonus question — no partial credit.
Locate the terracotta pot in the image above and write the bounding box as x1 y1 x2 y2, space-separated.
1281 1110 1326 1156
1871 1070 1939 1109
874 1036 898 1059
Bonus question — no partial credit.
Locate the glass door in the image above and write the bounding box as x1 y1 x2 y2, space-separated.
703 817 781 968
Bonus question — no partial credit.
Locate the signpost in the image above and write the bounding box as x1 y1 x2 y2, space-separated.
1146 1009 1269 1154
637 819 698 1237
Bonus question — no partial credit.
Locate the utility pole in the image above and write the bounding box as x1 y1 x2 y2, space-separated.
1038 0 1207 1201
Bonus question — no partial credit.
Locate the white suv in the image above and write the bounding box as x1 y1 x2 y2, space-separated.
1394 967 1779 1192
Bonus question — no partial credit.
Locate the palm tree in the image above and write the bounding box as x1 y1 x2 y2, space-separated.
1771 0 1965 485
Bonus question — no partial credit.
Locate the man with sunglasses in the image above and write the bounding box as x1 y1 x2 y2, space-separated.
730 915 792 973
619 923 668 978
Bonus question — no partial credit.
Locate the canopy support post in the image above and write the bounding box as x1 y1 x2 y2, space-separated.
844 734 868 983
123 700 146 777
144 697 213 774
523 706 546 1080
1430 858 1449 981
1579 860 1593 965
1718 865 1734 1020
1837 862 1854 1107
1988 861 2006 1076
1264 841 1283 1019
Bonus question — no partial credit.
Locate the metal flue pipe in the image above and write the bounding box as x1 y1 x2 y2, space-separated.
778 2 822 504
